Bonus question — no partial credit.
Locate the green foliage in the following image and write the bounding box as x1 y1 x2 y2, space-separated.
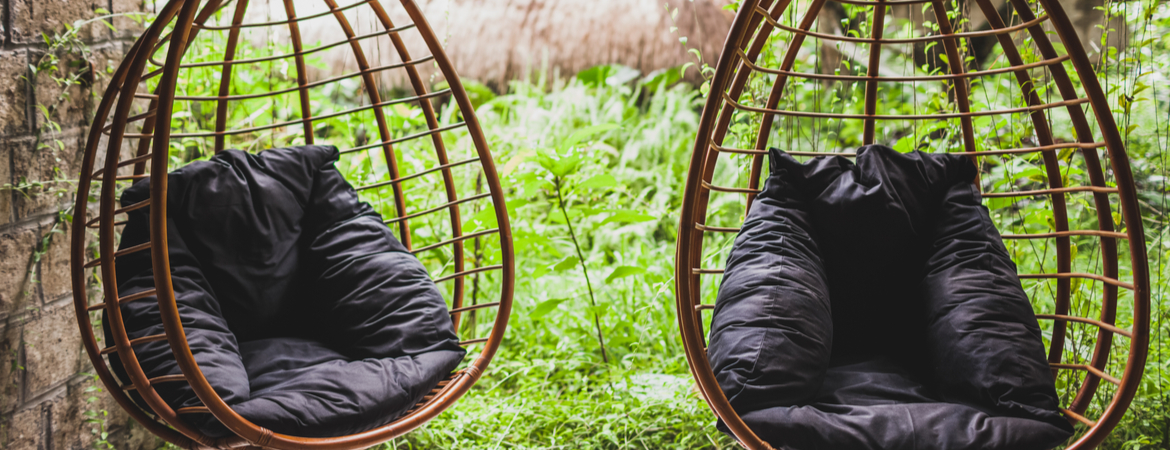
147 0 1168 448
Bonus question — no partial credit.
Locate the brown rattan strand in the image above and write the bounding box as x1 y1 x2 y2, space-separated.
1019 273 1135 290
356 157 481 192
694 223 742 233
1017 0 1134 421
755 6 1048 44
863 0 886 144
434 265 503 283
458 337 490 346
145 0 233 52
411 228 499 255
91 153 155 177
402 376 459 415
339 121 467 154
134 56 436 102
448 301 500 315
83 241 152 268
87 220 126 229
101 110 157 132
721 91 1091 120
695 304 716 311
176 407 212 415
384 193 492 226
193 0 372 30
93 174 149 182
709 144 767 155
711 144 858 157
736 49 1069 82
701 181 761 194
1002 230 1128 239
87 288 159 312
123 374 190 391
84 198 152 228
958 141 1107 155
692 268 726 275
83 2 218 446
1036 314 1133 338
1051 363 1122 386
117 90 452 139
981 186 1119 198
100 333 168 355
1062 408 1097 427
710 141 1106 157
146 24 416 69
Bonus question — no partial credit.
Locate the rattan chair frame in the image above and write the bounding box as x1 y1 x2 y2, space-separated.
70 1 514 449
673 0 1150 449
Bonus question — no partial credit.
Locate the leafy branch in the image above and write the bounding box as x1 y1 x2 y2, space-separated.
536 123 620 364
550 173 609 364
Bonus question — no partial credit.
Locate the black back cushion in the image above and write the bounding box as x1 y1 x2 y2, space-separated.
780 145 976 365
920 176 1072 432
708 149 834 412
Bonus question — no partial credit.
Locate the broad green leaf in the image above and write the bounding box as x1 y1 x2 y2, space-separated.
552 256 580 272
601 210 656 225
531 298 569 319
578 174 618 190
558 123 620 153
576 65 616 88
605 266 646 283
463 206 498 232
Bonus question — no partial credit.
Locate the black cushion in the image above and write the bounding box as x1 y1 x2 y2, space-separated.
782 145 975 364
708 148 833 411
920 177 1072 433
737 356 1072 450
710 146 1073 449
106 146 465 438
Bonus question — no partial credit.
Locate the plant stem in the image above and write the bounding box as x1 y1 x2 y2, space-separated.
553 175 610 364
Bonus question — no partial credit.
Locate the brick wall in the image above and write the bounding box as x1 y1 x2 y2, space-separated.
0 0 160 448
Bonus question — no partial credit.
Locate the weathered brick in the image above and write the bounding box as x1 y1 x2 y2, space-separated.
50 377 94 450
32 51 91 133
0 142 12 227
0 322 24 413
111 0 147 40
9 0 102 45
89 45 128 109
0 50 31 136
70 355 162 450
1 0 8 47
38 219 75 303
0 399 44 450
11 135 84 219
0 226 38 316
104 405 160 450
22 302 83 398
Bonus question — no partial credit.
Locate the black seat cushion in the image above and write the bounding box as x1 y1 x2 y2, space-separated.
106 145 465 438
736 356 1072 450
710 146 1072 449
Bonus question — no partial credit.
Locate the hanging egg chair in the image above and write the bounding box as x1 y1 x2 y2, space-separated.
70 0 513 448
673 0 1149 448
